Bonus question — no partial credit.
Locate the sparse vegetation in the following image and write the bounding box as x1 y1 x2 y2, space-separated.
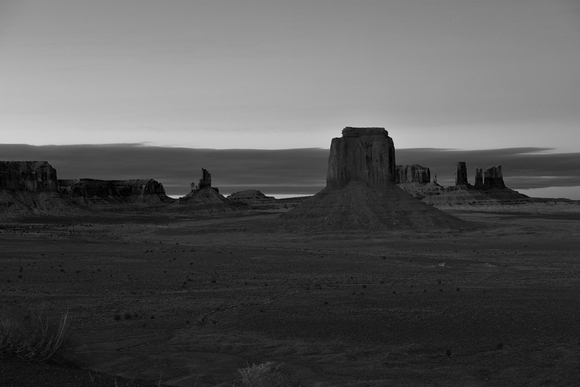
237 361 291 387
0 305 71 362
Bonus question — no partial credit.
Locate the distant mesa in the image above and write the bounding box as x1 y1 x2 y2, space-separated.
283 127 465 232
58 178 174 205
0 161 58 192
396 163 445 200
0 161 79 216
395 164 430 185
228 190 276 207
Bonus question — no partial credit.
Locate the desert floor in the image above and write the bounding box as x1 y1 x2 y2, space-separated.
1 206 580 386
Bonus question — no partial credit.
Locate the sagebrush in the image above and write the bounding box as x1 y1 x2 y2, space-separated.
237 361 291 387
0 305 71 361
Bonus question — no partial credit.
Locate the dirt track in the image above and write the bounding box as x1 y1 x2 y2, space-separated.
1 207 580 386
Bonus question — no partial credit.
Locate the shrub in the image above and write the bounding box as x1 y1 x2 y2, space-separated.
0 305 71 362
237 361 291 387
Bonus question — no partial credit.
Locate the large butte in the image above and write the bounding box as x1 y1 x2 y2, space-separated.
282 127 466 232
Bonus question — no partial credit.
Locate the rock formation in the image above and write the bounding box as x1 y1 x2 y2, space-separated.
180 169 238 210
483 166 506 190
453 163 505 191
0 161 83 217
198 168 212 190
283 127 465 231
474 168 484 189
395 164 444 200
228 190 276 207
327 127 396 190
395 164 430 184
58 179 173 205
0 161 58 192
455 162 468 186
423 163 527 206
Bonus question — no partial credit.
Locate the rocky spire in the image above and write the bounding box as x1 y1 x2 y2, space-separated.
198 168 212 189
455 162 468 186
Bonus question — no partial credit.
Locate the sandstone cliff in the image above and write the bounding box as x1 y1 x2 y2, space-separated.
455 162 469 186
59 179 174 205
327 127 396 190
0 161 58 192
483 166 506 189
0 161 82 217
395 164 430 184
474 168 484 189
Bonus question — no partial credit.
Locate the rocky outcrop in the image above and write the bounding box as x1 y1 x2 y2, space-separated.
455 162 468 186
59 179 174 205
395 164 430 184
0 161 84 217
179 169 239 211
326 127 396 190
483 166 506 190
0 161 58 192
228 190 276 207
283 127 465 231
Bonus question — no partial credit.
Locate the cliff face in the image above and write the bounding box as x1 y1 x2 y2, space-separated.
474 168 484 189
395 164 430 184
0 161 58 192
455 162 469 186
483 166 506 189
326 127 396 190
59 179 173 205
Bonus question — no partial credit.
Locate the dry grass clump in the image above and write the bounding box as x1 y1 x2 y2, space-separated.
0 305 71 362
237 361 292 387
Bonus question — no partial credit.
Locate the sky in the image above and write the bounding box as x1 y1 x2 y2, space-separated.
1 1 580 198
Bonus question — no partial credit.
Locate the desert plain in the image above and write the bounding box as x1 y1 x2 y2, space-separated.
2 203 580 386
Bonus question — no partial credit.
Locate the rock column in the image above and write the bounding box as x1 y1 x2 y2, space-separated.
455 162 468 186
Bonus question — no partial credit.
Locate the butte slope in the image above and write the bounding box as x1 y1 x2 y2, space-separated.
281 127 466 232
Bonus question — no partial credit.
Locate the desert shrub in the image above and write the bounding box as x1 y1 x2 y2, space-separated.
0 305 71 361
237 361 291 387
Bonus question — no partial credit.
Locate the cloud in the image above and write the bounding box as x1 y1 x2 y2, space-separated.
1 144 579 196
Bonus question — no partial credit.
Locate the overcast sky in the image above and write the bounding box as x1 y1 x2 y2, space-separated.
1 1 580 199
1 0 579 150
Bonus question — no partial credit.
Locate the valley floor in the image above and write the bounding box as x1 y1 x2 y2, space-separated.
1 206 580 386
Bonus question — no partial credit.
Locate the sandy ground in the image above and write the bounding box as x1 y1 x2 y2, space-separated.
1 206 580 386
